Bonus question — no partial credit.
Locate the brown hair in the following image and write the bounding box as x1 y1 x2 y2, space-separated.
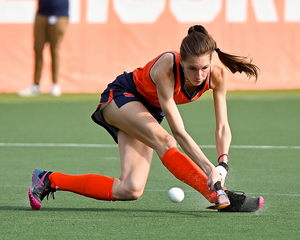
180 25 260 81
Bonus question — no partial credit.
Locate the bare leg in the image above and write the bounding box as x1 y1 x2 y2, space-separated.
49 16 68 84
33 14 47 85
112 130 153 200
103 100 176 157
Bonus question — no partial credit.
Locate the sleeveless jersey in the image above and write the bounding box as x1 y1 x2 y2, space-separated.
133 51 211 108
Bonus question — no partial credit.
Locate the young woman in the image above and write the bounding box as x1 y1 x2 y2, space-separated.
29 25 264 212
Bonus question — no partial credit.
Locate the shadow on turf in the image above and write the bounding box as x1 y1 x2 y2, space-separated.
0 206 214 217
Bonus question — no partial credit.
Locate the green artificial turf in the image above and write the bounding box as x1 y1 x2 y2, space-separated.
0 91 299 239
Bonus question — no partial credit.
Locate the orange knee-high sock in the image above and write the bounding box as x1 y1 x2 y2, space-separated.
49 173 115 201
162 147 218 203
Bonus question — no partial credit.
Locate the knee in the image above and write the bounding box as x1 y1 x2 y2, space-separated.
50 46 60 57
164 134 177 149
129 181 146 200
117 182 145 200
127 189 144 200
34 41 44 53
123 188 144 200
155 134 177 158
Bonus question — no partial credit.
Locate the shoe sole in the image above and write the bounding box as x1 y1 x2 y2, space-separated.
206 202 231 210
28 188 41 210
28 169 43 210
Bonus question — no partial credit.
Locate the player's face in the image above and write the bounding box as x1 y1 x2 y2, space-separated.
181 54 211 87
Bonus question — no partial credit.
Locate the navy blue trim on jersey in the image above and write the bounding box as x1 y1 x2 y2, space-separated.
149 52 176 86
172 52 177 80
37 0 69 17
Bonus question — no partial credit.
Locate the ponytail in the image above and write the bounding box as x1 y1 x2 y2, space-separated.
180 25 260 81
214 48 260 81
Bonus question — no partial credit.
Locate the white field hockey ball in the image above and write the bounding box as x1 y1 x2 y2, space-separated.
168 187 184 203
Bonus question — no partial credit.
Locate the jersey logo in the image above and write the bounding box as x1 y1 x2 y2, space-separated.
124 92 135 97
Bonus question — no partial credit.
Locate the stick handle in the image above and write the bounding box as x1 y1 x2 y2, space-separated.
214 181 222 191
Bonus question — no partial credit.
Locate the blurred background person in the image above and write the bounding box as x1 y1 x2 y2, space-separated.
18 0 69 97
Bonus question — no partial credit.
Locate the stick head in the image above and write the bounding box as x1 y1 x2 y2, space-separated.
206 181 230 210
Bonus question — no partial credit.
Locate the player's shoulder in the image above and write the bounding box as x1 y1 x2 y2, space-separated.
152 52 176 74
211 64 227 90
157 51 177 63
151 52 177 85
211 64 225 79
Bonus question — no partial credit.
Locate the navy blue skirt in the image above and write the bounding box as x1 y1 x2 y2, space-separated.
91 71 164 143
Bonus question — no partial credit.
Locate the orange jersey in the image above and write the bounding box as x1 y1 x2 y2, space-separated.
133 51 211 108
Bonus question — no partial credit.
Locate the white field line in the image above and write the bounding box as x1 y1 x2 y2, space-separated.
0 143 118 148
0 142 300 149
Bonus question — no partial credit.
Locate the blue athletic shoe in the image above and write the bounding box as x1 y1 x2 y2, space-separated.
28 169 56 210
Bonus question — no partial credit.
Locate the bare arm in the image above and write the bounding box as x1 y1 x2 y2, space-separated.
211 65 232 163
151 54 223 188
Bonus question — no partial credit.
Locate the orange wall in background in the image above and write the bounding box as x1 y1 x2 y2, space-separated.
0 0 299 93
